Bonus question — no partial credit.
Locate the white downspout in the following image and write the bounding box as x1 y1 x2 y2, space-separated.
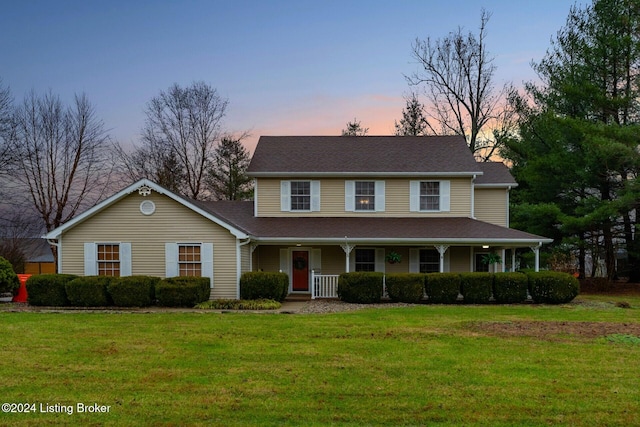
47 238 61 273
471 174 476 219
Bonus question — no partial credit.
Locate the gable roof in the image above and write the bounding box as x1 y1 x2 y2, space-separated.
247 136 483 177
193 200 551 245
43 179 249 240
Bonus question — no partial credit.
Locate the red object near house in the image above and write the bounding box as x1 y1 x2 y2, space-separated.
14 274 30 303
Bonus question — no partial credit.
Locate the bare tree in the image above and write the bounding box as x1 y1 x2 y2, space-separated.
0 79 13 180
208 134 253 200
408 9 507 160
394 92 429 136
137 82 228 199
10 91 114 233
341 118 369 136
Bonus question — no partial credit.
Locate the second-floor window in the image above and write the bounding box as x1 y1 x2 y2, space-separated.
355 181 375 211
345 180 385 212
410 180 450 212
420 182 440 211
290 181 311 211
281 180 320 212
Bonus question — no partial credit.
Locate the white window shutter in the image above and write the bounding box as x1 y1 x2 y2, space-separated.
409 249 420 273
345 181 355 211
375 249 386 273
311 180 321 211
165 243 178 277
84 243 96 276
120 243 132 277
375 181 385 212
202 243 214 288
280 181 290 212
440 180 451 212
410 181 420 212
311 248 322 272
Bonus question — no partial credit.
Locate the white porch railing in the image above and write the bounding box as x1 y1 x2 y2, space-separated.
310 271 340 299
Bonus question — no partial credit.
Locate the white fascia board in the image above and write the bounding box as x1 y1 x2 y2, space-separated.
44 179 249 240
247 171 484 178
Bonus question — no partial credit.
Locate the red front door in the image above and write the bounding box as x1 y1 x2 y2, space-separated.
292 251 309 291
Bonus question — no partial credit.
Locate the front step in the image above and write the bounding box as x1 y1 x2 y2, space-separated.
285 294 312 302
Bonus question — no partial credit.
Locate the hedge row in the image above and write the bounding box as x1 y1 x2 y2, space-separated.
26 274 209 307
337 271 579 304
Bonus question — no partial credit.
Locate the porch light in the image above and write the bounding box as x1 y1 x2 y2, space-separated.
482 245 489 249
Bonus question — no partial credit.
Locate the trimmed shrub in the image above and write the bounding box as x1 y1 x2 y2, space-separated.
493 272 529 303
26 274 77 306
528 271 580 304
239 272 289 302
108 276 160 307
66 276 114 307
0 256 20 295
460 273 494 304
337 272 384 304
425 273 461 304
155 276 210 307
385 273 425 303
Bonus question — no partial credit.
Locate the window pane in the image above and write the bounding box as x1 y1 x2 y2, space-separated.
420 182 440 211
355 181 375 211
97 244 120 277
355 249 376 272
290 181 311 210
179 245 202 277
419 249 440 273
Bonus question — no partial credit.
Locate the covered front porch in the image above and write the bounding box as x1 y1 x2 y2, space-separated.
248 242 545 299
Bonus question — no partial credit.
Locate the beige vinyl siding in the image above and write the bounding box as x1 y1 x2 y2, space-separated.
474 188 508 227
449 247 472 272
256 177 472 217
60 191 239 299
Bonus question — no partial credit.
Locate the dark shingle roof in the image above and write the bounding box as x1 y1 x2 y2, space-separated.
474 162 517 186
192 200 550 244
247 136 482 176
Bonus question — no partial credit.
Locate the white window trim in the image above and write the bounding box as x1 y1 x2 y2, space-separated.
410 180 450 212
281 180 321 212
345 180 385 212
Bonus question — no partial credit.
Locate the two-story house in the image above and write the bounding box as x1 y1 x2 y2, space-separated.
44 135 551 299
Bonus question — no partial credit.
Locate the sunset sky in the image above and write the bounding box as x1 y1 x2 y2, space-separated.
1 0 586 153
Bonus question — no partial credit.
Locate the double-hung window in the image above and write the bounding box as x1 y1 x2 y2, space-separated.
355 181 375 211
419 249 440 273
410 180 450 212
84 242 131 277
355 249 376 272
281 181 320 212
290 181 311 211
179 244 201 277
420 182 440 211
345 181 385 212
97 244 120 276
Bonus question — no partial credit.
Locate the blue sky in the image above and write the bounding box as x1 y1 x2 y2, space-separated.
1 0 586 152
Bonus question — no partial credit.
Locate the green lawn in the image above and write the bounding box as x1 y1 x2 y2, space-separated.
1 296 639 426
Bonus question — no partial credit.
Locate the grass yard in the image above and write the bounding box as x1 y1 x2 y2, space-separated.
1 295 639 426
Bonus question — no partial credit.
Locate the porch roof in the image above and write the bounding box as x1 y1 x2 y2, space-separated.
193 200 551 246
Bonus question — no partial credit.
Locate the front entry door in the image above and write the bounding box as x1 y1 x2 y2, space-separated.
291 251 309 291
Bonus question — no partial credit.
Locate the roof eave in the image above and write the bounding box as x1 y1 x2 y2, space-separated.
248 171 484 178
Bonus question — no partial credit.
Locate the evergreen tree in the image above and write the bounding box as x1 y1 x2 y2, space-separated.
208 136 253 200
394 92 428 136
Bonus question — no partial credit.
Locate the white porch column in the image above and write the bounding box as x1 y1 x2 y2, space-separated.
249 243 259 271
435 245 449 273
501 249 506 272
530 244 540 272
511 249 516 272
340 240 355 272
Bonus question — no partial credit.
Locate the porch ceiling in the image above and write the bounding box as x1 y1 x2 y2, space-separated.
192 200 551 246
